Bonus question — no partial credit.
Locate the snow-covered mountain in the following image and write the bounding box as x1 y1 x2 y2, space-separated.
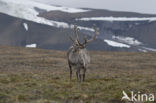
0 0 156 52
0 0 93 30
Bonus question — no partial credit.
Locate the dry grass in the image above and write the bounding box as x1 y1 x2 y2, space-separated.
0 46 156 103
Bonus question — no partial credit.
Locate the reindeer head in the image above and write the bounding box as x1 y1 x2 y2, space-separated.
70 25 98 50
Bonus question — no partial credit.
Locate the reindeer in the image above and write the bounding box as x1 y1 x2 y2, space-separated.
67 25 98 82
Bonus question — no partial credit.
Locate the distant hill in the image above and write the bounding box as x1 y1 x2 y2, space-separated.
0 0 156 51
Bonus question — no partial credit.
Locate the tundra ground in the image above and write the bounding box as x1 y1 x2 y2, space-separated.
0 46 156 103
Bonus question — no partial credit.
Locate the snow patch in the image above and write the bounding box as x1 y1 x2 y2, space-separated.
142 47 156 52
104 39 130 48
77 26 94 32
76 17 156 22
23 23 29 31
112 36 142 46
138 49 147 52
26 44 37 48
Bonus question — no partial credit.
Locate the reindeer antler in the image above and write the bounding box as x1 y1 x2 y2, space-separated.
69 25 81 45
82 24 98 45
74 25 79 40
69 24 98 46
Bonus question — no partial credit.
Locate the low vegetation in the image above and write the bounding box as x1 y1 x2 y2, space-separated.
0 46 156 103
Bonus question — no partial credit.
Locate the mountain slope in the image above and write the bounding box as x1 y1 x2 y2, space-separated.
0 0 156 51
39 9 156 51
0 13 108 50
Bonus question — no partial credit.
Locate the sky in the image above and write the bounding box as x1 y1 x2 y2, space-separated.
33 0 156 14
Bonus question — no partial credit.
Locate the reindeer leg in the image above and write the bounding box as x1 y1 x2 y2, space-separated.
79 74 82 82
82 68 86 82
69 64 72 82
76 68 80 82
79 69 82 82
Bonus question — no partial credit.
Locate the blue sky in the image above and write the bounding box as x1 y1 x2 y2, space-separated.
33 0 156 14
